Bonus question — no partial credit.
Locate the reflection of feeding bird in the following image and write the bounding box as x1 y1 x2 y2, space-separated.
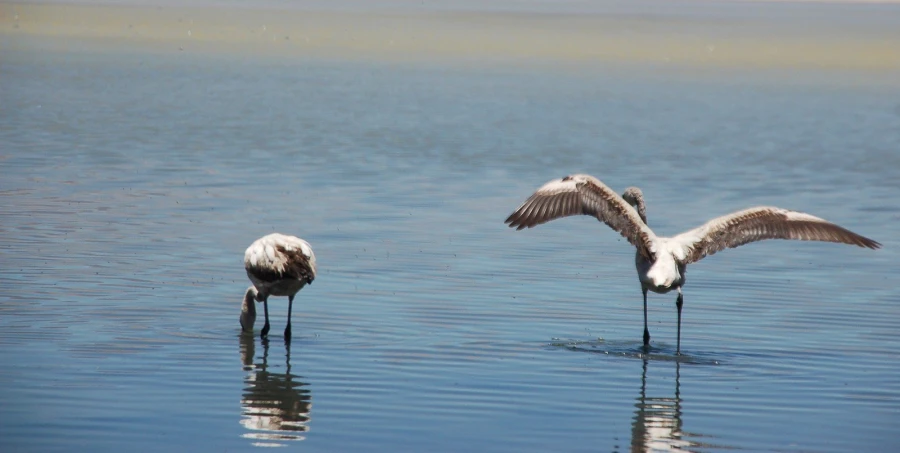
505 174 880 354
239 335 311 446
244 233 317 341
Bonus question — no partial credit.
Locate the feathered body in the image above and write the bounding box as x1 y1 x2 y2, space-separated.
505 174 880 354
243 233 317 340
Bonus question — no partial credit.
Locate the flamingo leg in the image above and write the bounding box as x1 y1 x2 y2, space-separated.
261 295 270 339
284 294 294 341
675 288 684 355
642 286 650 347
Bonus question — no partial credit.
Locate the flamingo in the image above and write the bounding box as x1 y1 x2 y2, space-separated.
243 233 317 341
504 174 880 354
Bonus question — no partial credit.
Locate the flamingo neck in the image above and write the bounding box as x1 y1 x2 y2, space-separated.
635 200 647 225
240 287 257 331
623 187 648 225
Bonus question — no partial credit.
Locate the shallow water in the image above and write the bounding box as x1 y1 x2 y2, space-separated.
2 26 900 452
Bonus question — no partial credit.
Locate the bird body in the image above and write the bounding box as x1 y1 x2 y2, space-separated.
505 174 880 354
637 244 685 294
244 233 317 340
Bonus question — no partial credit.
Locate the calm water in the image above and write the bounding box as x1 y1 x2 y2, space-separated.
2 38 900 452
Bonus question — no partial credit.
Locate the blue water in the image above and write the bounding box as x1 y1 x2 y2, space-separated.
1 36 899 452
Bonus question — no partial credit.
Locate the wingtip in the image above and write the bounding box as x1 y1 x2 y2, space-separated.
504 213 524 230
503 219 529 231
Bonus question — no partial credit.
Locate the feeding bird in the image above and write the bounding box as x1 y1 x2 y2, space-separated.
504 174 880 354
244 233 317 341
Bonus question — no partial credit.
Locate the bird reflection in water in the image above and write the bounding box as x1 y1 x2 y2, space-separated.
630 359 712 452
239 334 312 447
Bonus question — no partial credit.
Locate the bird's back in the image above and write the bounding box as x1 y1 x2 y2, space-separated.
244 233 317 297
245 234 315 269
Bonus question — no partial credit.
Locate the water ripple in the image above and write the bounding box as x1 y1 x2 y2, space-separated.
2 42 899 453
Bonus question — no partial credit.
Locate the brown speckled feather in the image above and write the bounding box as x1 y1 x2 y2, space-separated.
505 174 657 260
247 245 315 285
672 207 881 264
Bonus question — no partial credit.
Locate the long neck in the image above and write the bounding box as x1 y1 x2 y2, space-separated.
623 188 649 225
633 199 648 225
240 287 257 331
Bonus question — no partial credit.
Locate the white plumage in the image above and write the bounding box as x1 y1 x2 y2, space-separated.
505 174 880 354
243 233 317 341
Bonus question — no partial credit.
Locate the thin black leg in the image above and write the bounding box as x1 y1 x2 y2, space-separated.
642 287 650 347
284 294 294 342
675 289 684 355
261 296 270 339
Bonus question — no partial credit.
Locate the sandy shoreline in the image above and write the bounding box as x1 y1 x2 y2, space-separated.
1 1 899 69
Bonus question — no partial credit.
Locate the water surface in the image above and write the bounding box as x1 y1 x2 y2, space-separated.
1 10 900 452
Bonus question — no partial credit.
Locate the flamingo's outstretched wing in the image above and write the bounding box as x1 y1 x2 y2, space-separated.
505 174 657 260
671 207 880 264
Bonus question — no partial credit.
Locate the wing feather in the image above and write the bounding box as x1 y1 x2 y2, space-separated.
244 234 317 284
672 206 880 264
277 245 317 284
505 174 657 259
